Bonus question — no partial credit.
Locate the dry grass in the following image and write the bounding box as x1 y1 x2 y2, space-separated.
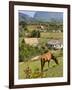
41 32 63 39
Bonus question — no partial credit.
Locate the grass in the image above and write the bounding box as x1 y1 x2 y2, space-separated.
40 32 63 39
19 56 63 79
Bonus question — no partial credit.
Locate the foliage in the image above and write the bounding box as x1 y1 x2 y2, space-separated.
24 66 32 79
19 21 27 28
31 30 40 38
19 21 28 37
24 67 42 78
19 39 42 62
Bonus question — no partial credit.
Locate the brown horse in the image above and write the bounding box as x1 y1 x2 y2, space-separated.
40 52 59 72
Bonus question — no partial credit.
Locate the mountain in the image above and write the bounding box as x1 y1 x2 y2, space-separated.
19 13 31 22
19 11 63 23
19 13 36 23
34 11 63 22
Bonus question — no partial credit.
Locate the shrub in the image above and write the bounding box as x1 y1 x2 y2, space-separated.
31 30 40 38
24 66 32 79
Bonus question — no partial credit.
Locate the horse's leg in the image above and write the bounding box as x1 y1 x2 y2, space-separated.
41 59 45 78
52 55 59 65
41 59 45 72
41 59 43 72
42 60 45 71
48 60 50 67
41 60 43 78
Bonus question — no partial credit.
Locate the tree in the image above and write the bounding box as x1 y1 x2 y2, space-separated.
19 21 27 28
19 21 28 37
31 30 40 38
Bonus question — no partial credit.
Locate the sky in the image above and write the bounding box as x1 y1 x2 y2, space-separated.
19 10 36 17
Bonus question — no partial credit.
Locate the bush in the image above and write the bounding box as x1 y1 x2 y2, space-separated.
24 66 32 79
19 21 28 37
31 30 40 38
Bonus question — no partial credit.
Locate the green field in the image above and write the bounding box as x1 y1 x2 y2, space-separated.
19 53 63 79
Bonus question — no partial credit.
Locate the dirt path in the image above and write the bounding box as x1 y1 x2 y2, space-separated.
31 55 41 61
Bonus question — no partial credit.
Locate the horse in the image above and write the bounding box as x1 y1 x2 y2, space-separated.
40 51 59 72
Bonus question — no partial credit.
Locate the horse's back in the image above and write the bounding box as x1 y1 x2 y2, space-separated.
46 52 52 61
41 52 52 61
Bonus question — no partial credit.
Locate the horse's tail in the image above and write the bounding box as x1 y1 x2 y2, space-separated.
52 54 59 65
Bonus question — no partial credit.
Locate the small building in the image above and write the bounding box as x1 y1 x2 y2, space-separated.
24 38 39 46
47 40 63 49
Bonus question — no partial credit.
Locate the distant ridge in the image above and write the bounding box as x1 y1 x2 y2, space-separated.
19 11 63 23
19 13 35 23
34 11 63 22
